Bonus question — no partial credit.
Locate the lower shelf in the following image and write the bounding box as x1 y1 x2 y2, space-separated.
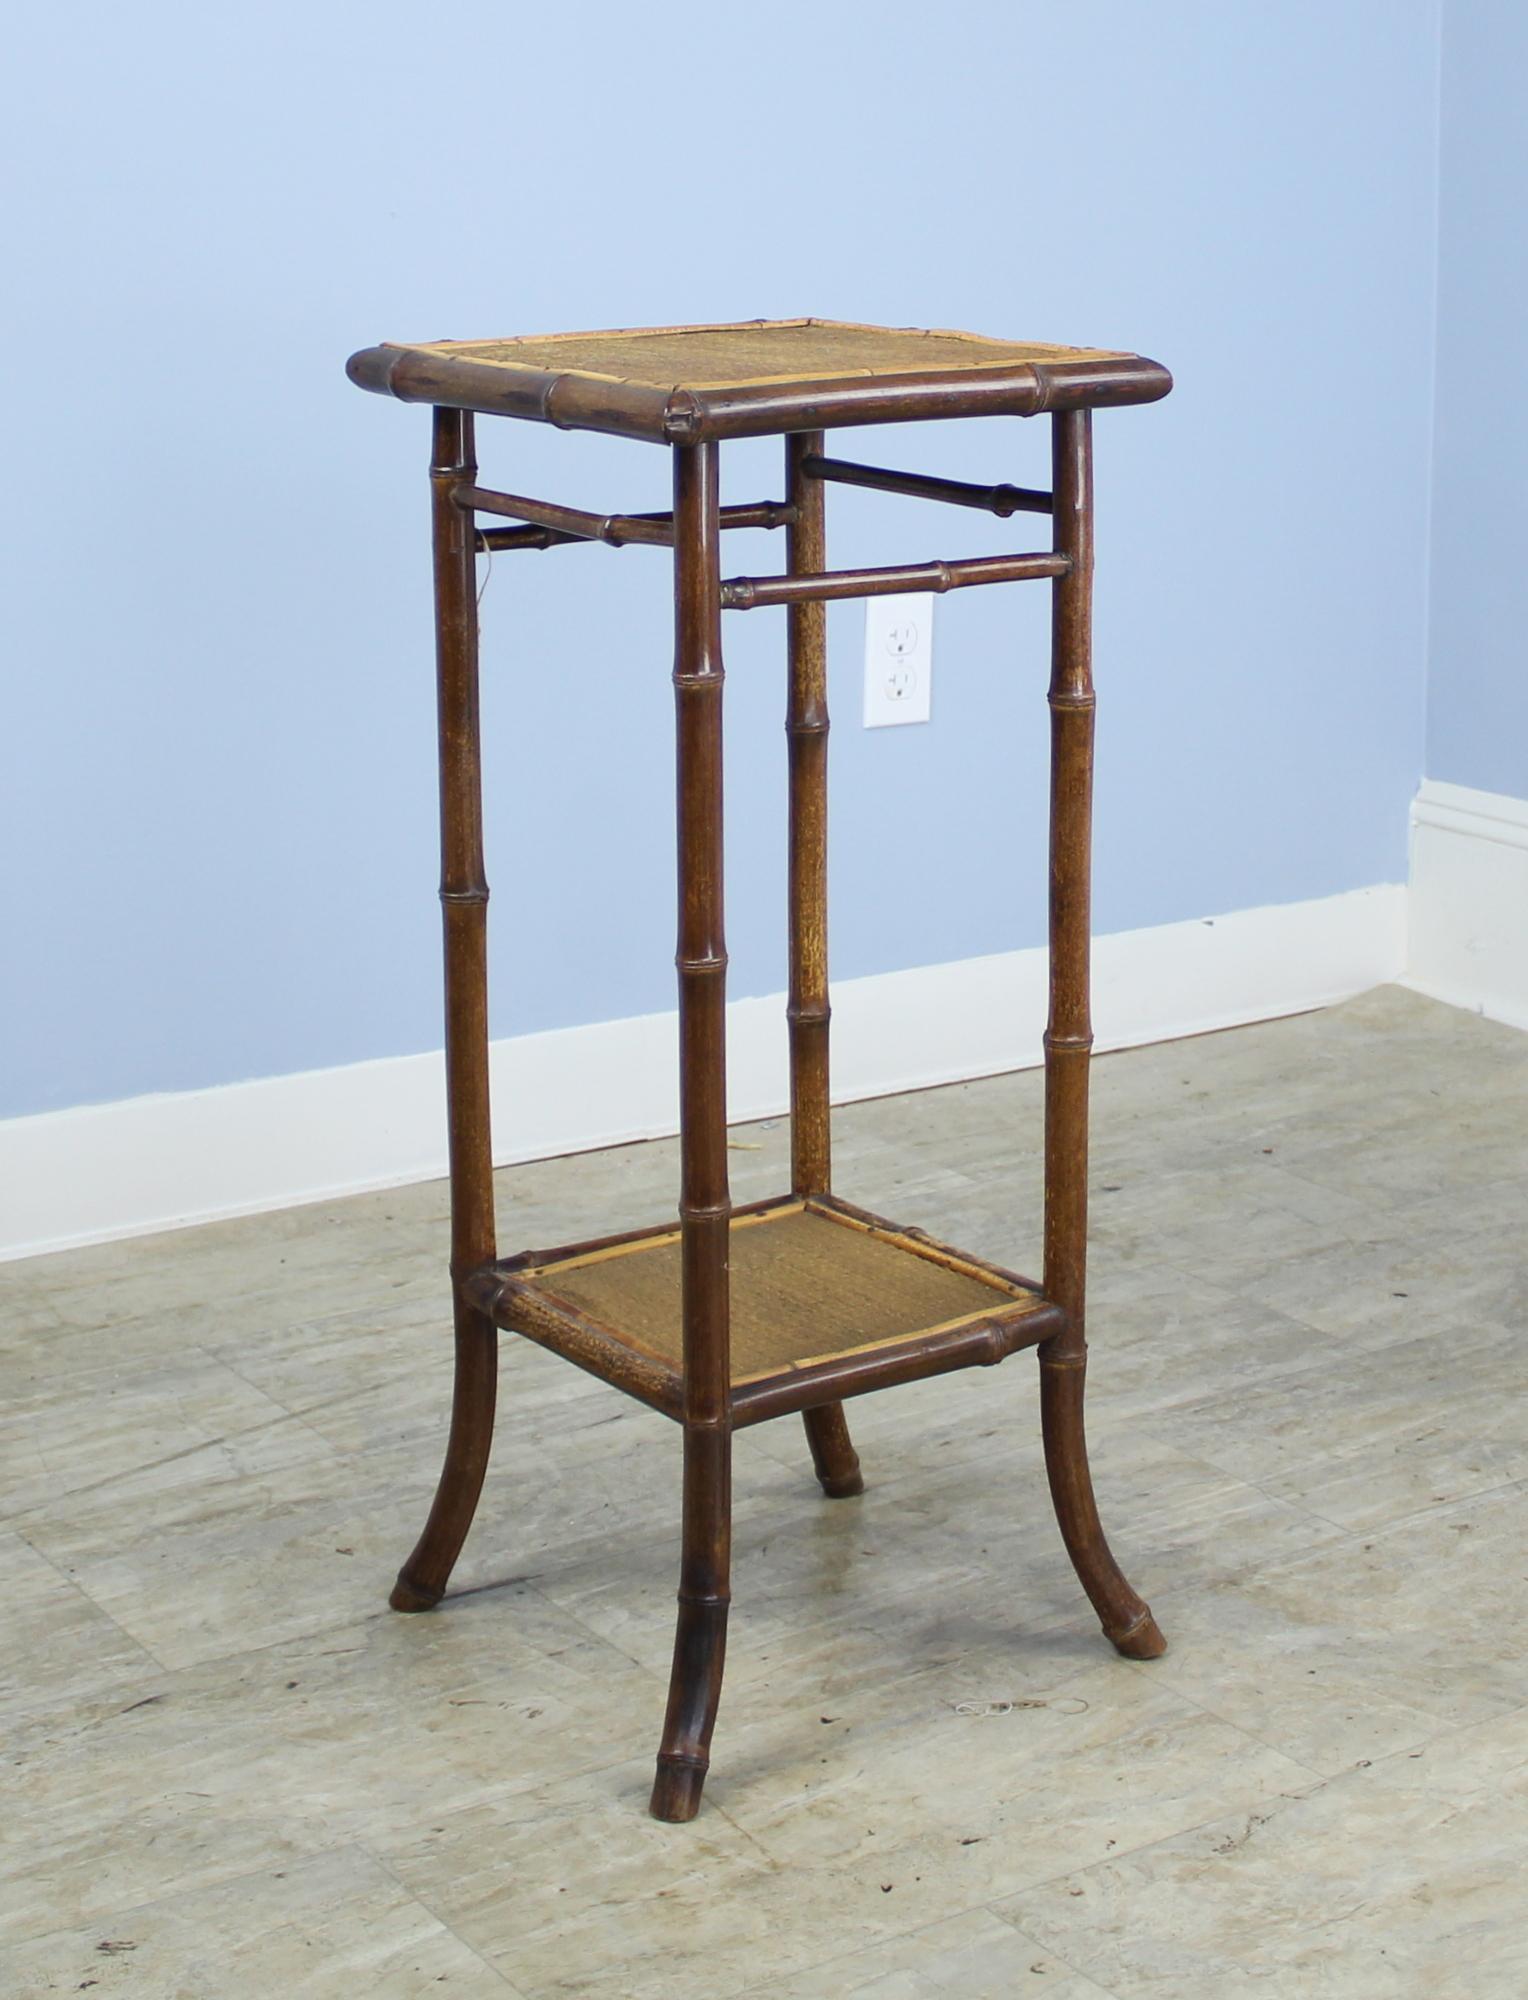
463 1192 1063 1424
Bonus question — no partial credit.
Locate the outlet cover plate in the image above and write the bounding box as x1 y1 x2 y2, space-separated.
863 592 933 727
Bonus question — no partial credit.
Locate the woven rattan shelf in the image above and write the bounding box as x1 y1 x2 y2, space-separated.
347 315 1173 1822
465 1195 1063 1426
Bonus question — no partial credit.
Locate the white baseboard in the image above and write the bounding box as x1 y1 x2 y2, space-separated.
0 883 1406 1264
1406 778 1528 1032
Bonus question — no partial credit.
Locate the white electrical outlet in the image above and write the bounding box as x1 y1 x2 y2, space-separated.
863 593 934 727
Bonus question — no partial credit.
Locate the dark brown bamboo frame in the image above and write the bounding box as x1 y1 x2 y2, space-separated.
801 454 1054 517
721 549 1067 610
1038 411 1166 1662
786 430 864 1504
356 323 1169 1823
388 408 499 1615
476 499 793 554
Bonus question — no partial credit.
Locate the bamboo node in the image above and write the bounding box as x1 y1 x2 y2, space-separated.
994 482 1053 516
453 1257 503 1293
662 391 703 442
1043 1031 1093 1052
1039 1341 1089 1370
540 378 573 430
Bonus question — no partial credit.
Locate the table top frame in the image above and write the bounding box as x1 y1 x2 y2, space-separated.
347 315 1171 444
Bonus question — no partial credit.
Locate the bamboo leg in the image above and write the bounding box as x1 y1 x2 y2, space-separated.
651 442 734 1821
391 408 499 1614
786 430 864 1502
1039 409 1164 1661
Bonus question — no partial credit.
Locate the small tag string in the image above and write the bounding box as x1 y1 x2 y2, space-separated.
951 1696 1089 1718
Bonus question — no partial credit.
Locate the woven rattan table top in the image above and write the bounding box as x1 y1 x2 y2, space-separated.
348 317 1170 443
396 320 1122 391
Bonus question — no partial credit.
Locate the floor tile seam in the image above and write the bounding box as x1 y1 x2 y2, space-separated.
724 1675 1327 1870
1120 1406 1497 1508
376 1802 1108 2000
1146 1234 1518 1325
11 1522 177 1677
1206 1465 1375 1542
1095 1245 1345 1327
703 1794 792 1866
982 1353 1481 1442
360 1756 674 1871
979 1772 1323 1916
1117 1413 1356 1506
1105 1654 1336 1786
1087 1266 1337 1334
72 1575 701 1684
1213 1470 1528 1581
512 1528 1064 1672
1139 1243 1377 1312
8 1591 401 1690
23 1280 444 1341
1119 1646 1526 1788
0 1838 379 1958
360 1841 532 1994
1265 1142 1528 1221
722 1892 1113 1998
202 1288 458 1354
1248 1467 1528 1542
0 1346 288 1467
1328 1699 1528 1809
211 1353 409 1436
22 1556 691 1686
14 1448 1504 1712
0 1655 172 1734
678 1515 1337 1678
1087 1442 1354 1544
1 1400 332 1530
516 1573 675 1685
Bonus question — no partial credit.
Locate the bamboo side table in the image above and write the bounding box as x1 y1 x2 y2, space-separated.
346 320 1173 1821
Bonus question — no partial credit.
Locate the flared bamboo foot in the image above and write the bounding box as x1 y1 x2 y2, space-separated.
389 1573 444 1613
1106 1606 1168 1659
387 1301 497 1618
650 1754 709 1823
803 1402 864 1499
650 1593 728 1823
818 1466 865 1499
1040 1353 1163 1661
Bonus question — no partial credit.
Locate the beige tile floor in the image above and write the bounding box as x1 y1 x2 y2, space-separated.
3 984 1526 1997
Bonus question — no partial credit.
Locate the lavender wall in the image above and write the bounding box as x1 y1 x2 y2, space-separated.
1425 0 1528 801
0 3 1441 1118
